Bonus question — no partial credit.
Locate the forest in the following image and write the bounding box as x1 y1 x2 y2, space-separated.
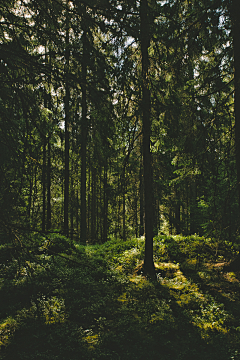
1 0 240 358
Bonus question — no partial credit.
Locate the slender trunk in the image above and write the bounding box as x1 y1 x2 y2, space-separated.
99 169 103 241
122 168 126 241
33 163 38 224
91 165 96 242
224 0 240 269
139 152 144 236
231 0 240 215
70 161 74 240
64 14 70 237
103 163 108 242
135 190 138 238
153 161 158 236
80 28 87 243
140 0 155 278
42 137 46 232
118 171 121 237
96 170 99 242
47 136 51 230
64 107 70 237
76 187 79 235
186 182 189 234
87 163 91 240
28 165 32 223
46 42 51 231
156 197 160 233
61 137 64 228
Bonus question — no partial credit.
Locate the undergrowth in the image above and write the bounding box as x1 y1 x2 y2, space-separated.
0 234 240 359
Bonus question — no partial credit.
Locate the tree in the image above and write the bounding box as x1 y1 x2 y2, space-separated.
80 9 88 244
231 0 240 214
140 0 156 278
0 0 239 255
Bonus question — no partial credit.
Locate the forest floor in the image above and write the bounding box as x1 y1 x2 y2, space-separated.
0 234 240 360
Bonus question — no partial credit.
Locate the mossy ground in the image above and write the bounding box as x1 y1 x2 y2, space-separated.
0 234 240 359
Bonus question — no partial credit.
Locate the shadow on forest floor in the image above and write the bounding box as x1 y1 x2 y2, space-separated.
0 236 240 360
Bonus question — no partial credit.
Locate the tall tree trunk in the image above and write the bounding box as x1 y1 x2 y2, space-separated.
103 162 108 242
99 169 103 241
139 151 144 236
227 0 240 270
42 136 46 232
33 163 38 225
122 167 126 241
45 42 51 232
135 188 138 238
117 170 121 238
153 161 158 236
70 160 74 240
64 13 70 237
140 0 156 278
28 165 32 224
80 27 87 244
96 170 100 242
87 163 91 240
231 0 240 215
186 182 190 235
91 164 96 242
46 136 51 230
76 183 79 236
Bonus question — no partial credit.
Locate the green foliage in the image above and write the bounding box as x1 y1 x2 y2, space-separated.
0 0 239 356
1 234 240 359
39 234 75 255
0 0 238 244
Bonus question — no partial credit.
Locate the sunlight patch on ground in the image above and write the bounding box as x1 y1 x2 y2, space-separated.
83 331 99 350
0 317 18 349
31 296 67 324
155 261 233 338
117 292 128 302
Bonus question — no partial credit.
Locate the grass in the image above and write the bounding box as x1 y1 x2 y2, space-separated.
0 234 240 359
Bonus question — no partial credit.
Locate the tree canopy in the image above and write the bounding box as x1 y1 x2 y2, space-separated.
2 1 240 358
0 0 239 267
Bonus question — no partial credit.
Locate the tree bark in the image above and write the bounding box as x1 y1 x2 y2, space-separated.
87 163 91 240
28 165 32 223
117 170 121 238
140 0 156 279
91 164 96 242
80 28 87 244
64 11 70 237
96 170 100 242
139 148 144 236
46 136 51 230
70 160 74 240
227 0 240 270
42 136 46 232
103 162 108 242
135 189 138 238
122 167 126 240
231 0 240 215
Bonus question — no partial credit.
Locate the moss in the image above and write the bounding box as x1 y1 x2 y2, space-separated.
1 235 240 359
